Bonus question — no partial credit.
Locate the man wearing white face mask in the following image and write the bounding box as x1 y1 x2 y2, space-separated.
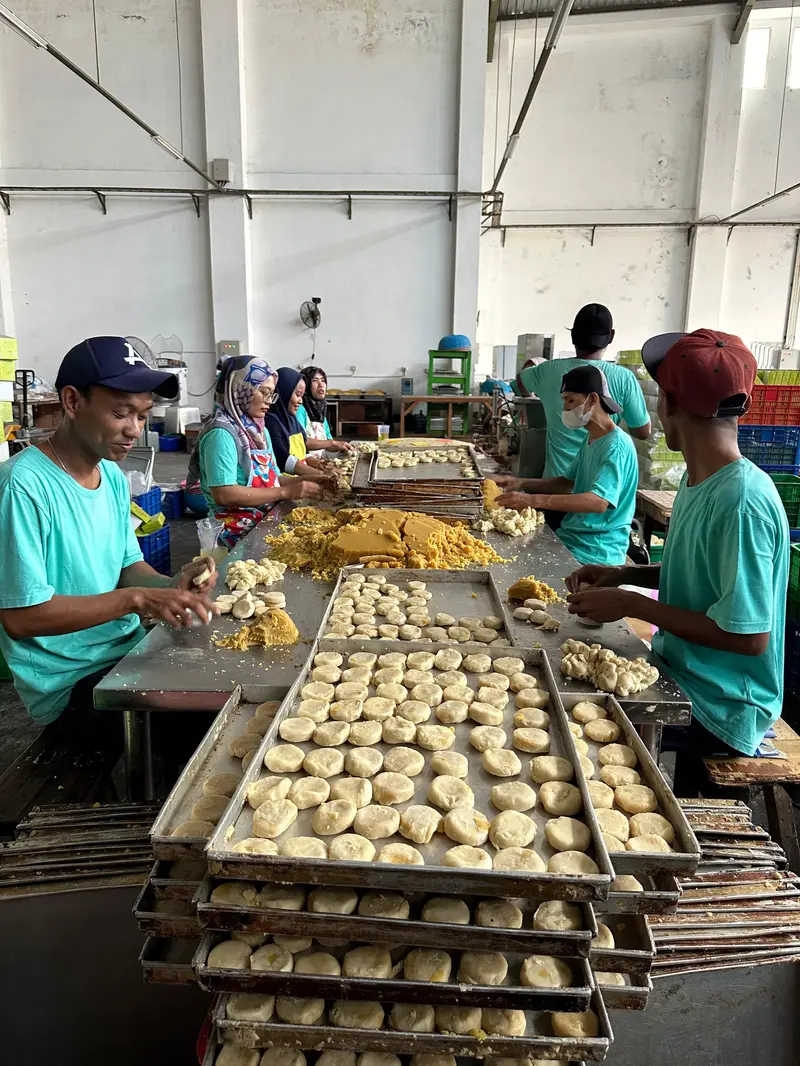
495 365 639 565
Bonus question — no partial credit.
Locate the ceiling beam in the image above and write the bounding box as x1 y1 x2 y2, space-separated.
731 0 755 43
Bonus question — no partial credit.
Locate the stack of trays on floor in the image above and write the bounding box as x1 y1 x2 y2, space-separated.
348 443 484 520
648 799 800 976
138 598 704 1064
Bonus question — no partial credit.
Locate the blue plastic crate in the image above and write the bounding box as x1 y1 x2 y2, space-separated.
137 526 171 575
160 487 185 519
132 486 162 516
738 425 800 469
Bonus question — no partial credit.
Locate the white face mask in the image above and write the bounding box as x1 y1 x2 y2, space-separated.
562 401 593 429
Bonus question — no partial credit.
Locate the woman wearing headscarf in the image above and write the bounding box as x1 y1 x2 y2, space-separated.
265 367 343 477
296 365 353 453
186 356 323 547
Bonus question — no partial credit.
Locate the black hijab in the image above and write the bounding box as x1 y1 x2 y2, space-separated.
265 367 304 472
300 365 328 425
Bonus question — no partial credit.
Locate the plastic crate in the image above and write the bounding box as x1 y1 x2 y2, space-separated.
132 486 162 516
137 525 171 575
789 544 800 622
738 425 800 469
759 370 800 385
161 487 185 519
740 384 800 426
158 434 184 452
770 473 800 527
617 350 642 366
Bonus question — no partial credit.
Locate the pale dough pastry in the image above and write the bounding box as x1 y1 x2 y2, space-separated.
596 971 626 986
336 682 369 702
255 700 281 719
362 696 396 721
312 666 341 684
492 656 526 677
377 682 410 704
225 994 275 1022
229 735 260 758
427 776 474 810
573 738 589 757
345 747 384 777
315 652 343 667
437 700 469 724
313 722 351 747
545 816 591 852
539 781 582 816
612 875 644 892
416 724 455 750
327 834 376 862
626 833 672 853
403 670 434 688
373 771 415 805
508 672 538 693
410 683 443 707
615 784 657 813
600 765 641 787
330 699 364 723
475 899 523 928
598 743 637 768
203 772 241 799
489 810 536 849
421 897 470 924
530 755 574 784
462 653 492 673
404 948 452 982
431 751 469 778
493 847 546 872
521 955 573 988
396 700 431 724
408 651 436 670
568 721 583 737
377 652 405 667
435 1006 482 1035
358 1053 399 1066
330 777 373 808
281 837 327 859
593 923 615 949
350 652 378 666
469 725 507 752
595 808 630 841
379 624 400 639
312 800 357 835
191 794 229 823
232 838 279 855
250 943 293 972
434 648 463 671
477 672 510 692
438 671 467 686
587 780 615 808
448 626 472 643
208 940 252 969
580 755 595 778
358 891 411 918
297 699 330 723
279 717 316 743
210 881 258 906
551 1010 599 1037
514 688 549 710
374 667 405 685
354 804 401 839
443 807 491 846
476 689 508 711
442 685 475 706
533 900 582 931
253 798 298 838
302 682 335 702
258 884 307 910
378 842 424 865
482 748 522 777
400 625 423 640
241 752 258 772
426 627 448 641
482 1009 526 1037
513 728 550 753
491 782 537 812
435 614 456 628
348 720 383 746
584 718 621 743
308 887 359 914
384 746 426 776
342 666 372 684
457 950 507 986
572 701 606 723
513 707 550 729
330 1001 384 1029
603 834 626 852
382 716 417 744
469 701 504 726
548 851 599 875
294 951 342 976
265 744 305 773
441 845 491 868
303 748 345 778
389 1002 434 1032
630 812 675 843
288 776 331 809
243 716 271 738
343 944 393 978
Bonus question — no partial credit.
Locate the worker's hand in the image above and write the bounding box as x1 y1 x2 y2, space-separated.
567 587 638 624
176 557 218 594
495 491 533 511
132 587 216 628
329 441 355 454
283 479 324 501
304 455 333 472
565 563 623 594
493 475 522 491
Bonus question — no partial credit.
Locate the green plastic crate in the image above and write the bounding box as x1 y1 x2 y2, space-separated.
789 544 800 622
618 350 642 366
771 473 800 528
759 370 800 385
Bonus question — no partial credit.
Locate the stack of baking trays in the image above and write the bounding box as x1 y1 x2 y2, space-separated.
348 443 485 520
647 799 800 976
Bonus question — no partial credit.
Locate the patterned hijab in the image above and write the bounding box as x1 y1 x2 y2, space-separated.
214 355 276 452
300 365 328 425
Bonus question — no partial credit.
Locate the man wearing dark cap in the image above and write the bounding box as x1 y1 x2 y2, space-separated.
497 364 639 565
514 304 650 525
567 330 788 763
0 337 217 737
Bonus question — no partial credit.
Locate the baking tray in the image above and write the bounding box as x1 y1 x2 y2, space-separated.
557 691 701 877
196 878 598 958
599 873 681 915
208 643 614 901
150 859 207 901
150 687 271 860
318 567 515 648
138 935 199 984
133 879 200 938
212 988 613 1061
194 931 594 1012
594 973 652 1011
590 913 655 974
369 443 483 483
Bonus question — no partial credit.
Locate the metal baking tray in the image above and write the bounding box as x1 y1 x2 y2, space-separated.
150 687 271 860
212 988 613 1061
595 973 652 1011
150 859 208 901
208 644 614 901
599 873 681 915
138 935 199 984
133 879 200 938
557 691 700 876
194 931 594 1012
196 878 598 958
369 443 484 483
589 913 655 974
317 568 515 648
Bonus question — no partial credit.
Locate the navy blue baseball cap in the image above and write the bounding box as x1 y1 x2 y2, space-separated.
55 337 179 399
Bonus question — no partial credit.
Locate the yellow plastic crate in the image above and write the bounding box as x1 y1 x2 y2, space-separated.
0 337 18 361
758 370 800 386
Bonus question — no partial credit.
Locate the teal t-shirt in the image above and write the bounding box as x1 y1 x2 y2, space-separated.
0 448 145 724
652 459 788 756
558 427 638 566
296 405 332 440
518 359 649 477
198 429 246 515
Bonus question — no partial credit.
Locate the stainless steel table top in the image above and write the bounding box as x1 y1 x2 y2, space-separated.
95 504 689 724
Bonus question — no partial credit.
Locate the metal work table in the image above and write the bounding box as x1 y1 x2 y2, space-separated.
96 509 689 800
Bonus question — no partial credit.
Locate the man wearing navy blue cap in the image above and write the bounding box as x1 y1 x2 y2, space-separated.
0 337 217 740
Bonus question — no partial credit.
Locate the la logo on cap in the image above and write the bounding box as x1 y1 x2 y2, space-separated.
123 341 147 367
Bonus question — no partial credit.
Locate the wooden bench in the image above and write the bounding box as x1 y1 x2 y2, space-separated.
704 719 800 872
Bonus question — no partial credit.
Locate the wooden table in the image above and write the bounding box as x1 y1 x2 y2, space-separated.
636 488 676 546
399 395 493 438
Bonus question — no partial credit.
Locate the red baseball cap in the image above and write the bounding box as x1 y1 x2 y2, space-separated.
641 329 757 418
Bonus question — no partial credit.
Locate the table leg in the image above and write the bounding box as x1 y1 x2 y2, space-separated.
446 403 452 439
643 514 655 550
637 723 663 764
400 403 407 437
764 784 800 874
124 709 154 802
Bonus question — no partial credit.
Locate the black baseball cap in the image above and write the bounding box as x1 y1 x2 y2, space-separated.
561 364 622 414
55 337 179 399
570 303 613 349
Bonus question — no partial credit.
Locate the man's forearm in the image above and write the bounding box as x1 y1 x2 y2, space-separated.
631 595 767 655
613 564 661 590
519 476 572 493
0 590 139 639
542 491 607 514
120 560 171 590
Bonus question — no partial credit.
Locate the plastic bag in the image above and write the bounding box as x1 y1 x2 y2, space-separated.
125 470 151 496
196 516 226 561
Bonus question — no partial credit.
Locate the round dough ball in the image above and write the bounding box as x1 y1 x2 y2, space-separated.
288 776 331 809
376 683 408 705
482 1009 526 1037
171 818 215 839
211 881 258 906
521 955 573 988
469 702 504 726
403 670 434 689
400 625 423 641
462 653 492 673
279 717 316 743
232 838 279 856
226 994 275 1022
389 1003 434 1033
315 651 343 667
587 780 615 808
257 884 307 910
457 950 507 986
208 940 252 969
508 672 537 693
603 833 626 852
513 707 550 729
308 887 359 914
494 847 546 872
428 775 474 811
615 784 658 814
374 666 405 685
247 776 291 808
627 833 672 853
330 1001 384 1030
435 613 456 628
443 806 491 846
630 812 675 843
573 738 589 757
345 747 384 778
363 696 396 721
545 816 591 852
416 724 455 751
482 748 522 777
251 943 293 972
435 1006 483 1035
491 781 537 812
442 686 474 708
593 922 615 949
421 897 471 924
396 700 431 724
404 948 452 982
313 722 351 748
426 627 448 641
530 755 574 784
409 683 442 707
302 682 335 702
297 699 330 723
261 1049 308 1066
343 944 393 979
580 755 595 778
475 687 508 711
303 748 345 779
441 845 491 869
265 744 305 773
595 807 630 841
447 626 471 643
539 780 583 816
573 701 606 723
203 772 242 799
492 656 526 677
313 665 342 684
373 771 415 805
281 837 328 859
434 648 463 671
439 670 468 687
312 799 357 835
596 971 626 986
330 777 372 809
192 794 230 824
255 700 282 719
612 875 645 892
469 725 507 752
379 624 400 639
490 810 536 849
598 743 637 768
253 798 298 839
437 700 469 724
551 1010 599 1038
377 652 405 667
382 716 416 744
477 672 510 692
431 751 469 778
475 899 523 928
399 804 442 845
377 843 424 865
354 804 401 840
336 682 369 702
513 728 550 753
407 651 435 670
348 720 383 746
342 666 372 685
533 900 582 931
600 765 641 787
330 699 364 723
584 718 621 743
327 834 376 862
295 952 341 975
515 688 550 710
548 851 599 875
358 891 410 919
378 748 422 779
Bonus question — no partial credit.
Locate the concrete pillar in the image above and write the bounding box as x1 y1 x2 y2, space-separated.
200 0 253 352
0 214 14 339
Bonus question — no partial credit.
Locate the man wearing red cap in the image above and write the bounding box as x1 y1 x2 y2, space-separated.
567 329 789 766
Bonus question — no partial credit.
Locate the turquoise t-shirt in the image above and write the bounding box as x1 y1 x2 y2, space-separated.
518 359 649 477
0 448 145 724
652 459 788 755
558 427 638 566
296 405 332 441
197 427 280 513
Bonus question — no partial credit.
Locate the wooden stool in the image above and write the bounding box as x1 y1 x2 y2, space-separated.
704 719 800 872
